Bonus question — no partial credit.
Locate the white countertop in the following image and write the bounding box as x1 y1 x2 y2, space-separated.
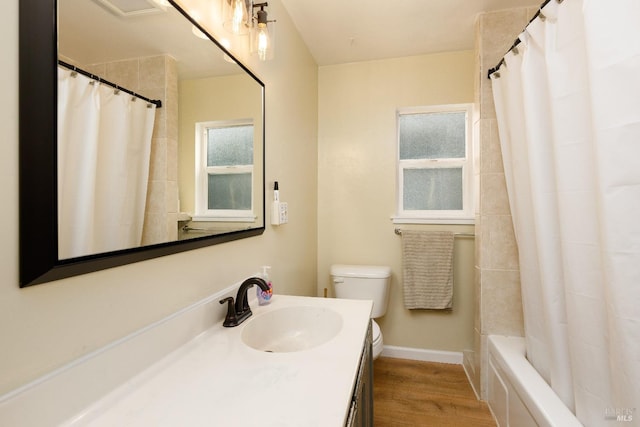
64 295 373 427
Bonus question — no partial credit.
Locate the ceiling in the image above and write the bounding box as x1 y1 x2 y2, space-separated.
280 0 541 65
59 0 542 78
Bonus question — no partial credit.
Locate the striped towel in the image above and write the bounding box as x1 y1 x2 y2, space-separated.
401 230 454 310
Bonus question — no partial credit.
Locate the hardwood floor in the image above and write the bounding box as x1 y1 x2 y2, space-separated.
373 357 496 427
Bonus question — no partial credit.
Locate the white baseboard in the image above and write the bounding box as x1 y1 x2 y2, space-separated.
462 350 481 400
380 345 463 364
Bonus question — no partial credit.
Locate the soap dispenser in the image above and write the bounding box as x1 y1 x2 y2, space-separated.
257 266 273 305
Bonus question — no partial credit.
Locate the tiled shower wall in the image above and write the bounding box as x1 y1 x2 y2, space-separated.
465 7 540 399
86 55 179 245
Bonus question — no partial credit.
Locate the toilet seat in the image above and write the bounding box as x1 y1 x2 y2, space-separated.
371 320 383 360
371 320 381 341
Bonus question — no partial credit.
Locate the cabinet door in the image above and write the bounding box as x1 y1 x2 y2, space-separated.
346 321 373 427
359 321 373 426
346 400 358 427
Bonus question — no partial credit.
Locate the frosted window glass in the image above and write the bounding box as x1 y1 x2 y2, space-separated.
207 125 253 166
399 112 465 160
208 173 252 210
403 168 463 210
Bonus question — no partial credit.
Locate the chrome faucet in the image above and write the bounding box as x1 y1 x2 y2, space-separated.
219 277 270 327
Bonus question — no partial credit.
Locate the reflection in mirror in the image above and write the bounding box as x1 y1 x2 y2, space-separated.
18 0 264 286
58 0 264 259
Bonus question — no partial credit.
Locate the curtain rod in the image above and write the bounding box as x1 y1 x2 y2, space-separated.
486 0 561 79
58 60 163 108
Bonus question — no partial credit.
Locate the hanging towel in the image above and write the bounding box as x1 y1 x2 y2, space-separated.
401 230 455 310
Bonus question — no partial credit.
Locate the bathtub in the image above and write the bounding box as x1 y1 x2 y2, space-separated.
487 335 583 427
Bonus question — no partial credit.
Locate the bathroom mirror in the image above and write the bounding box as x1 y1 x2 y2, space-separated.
19 0 265 286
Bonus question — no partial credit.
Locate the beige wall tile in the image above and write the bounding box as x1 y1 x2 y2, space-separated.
481 269 524 336
141 212 167 246
480 214 519 270
139 56 166 92
145 180 166 214
149 138 167 182
474 214 482 266
480 78 497 120
480 118 504 173
152 99 167 139
84 63 106 76
474 7 537 400
166 180 179 214
166 213 178 241
481 173 510 215
474 266 481 331
479 9 529 76
105 59 139 90
167 137 178 182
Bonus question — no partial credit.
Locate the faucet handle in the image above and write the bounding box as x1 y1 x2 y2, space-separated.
219 297 238 327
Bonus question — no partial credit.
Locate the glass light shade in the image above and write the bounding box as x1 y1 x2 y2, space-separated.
219 38 237 63
222 0 250 35
191 25 208 40
251 22 274 61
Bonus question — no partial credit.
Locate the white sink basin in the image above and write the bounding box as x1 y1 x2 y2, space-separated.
241 306 343 353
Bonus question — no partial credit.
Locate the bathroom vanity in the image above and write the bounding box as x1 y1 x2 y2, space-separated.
18 294 374 426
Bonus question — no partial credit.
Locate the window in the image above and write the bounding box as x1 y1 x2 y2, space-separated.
194 119 255 222
394 104 474 224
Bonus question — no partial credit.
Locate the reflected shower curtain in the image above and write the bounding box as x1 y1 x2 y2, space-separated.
57 67 156 259
491 0 640 425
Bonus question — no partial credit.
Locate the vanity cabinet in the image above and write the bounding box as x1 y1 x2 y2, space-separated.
346 321 373 427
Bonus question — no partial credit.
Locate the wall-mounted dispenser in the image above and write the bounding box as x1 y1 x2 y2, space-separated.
271 181 288 225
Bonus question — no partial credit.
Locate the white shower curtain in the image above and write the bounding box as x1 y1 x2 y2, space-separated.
491 0 640 425
57 67 156 259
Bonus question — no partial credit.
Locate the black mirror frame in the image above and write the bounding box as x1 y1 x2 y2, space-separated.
19 0 266 287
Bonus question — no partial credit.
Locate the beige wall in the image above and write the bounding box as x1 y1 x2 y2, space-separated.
0 0 317 396
317 52 476 352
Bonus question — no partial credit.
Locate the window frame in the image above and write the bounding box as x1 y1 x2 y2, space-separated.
394 104 475 225
193 119 256 222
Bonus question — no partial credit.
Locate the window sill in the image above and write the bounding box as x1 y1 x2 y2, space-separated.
191 215 257 223
391 216 475 225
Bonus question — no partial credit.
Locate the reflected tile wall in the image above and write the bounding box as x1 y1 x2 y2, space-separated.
90 55 179 245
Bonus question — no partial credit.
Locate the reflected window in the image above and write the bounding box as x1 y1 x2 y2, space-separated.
195 119 255 221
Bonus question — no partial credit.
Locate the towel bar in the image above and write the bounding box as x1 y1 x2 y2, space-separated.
394 228 475 238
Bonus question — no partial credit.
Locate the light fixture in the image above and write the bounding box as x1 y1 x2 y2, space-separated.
192 25 209 40
219 38 237 64
151 0 172 7
250 2 275 61
222 0 251 35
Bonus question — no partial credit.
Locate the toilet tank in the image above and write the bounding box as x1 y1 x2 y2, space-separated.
331 264 391 318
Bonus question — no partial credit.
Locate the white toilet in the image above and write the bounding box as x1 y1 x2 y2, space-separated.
331 264 391 360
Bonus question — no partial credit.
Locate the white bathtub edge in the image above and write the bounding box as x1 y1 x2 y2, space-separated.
488 335 583 427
